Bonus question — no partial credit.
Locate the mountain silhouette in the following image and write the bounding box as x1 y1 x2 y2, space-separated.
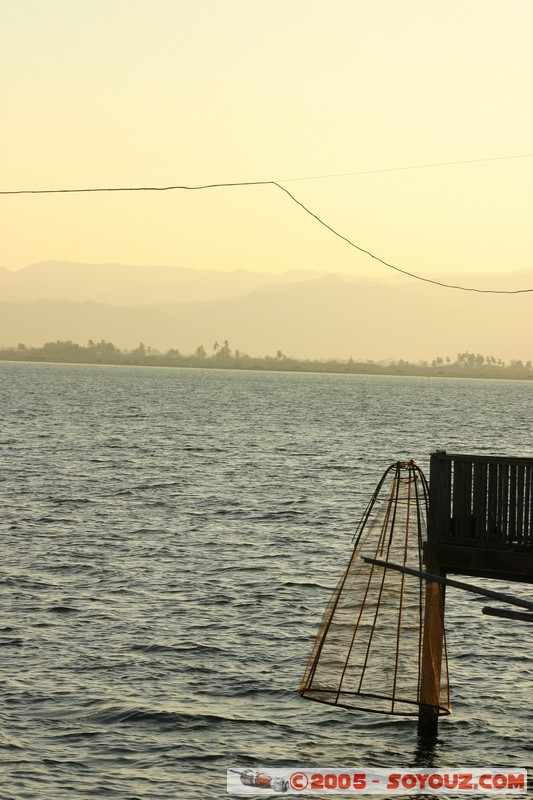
0 262 531 362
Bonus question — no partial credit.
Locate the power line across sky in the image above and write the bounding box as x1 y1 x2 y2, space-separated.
1 153 532 295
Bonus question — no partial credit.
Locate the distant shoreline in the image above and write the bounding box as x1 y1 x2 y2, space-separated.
1 348 532 381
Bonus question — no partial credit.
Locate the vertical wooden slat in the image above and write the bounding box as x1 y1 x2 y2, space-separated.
451 461 460 538
472 461 487 542
525 465 532 547
429 453 452 541
516 466 525 546
502 463 509 544
497 463 510 544
453 460 472 540
466 459 474 538
487 462 498 542
508 465 517 545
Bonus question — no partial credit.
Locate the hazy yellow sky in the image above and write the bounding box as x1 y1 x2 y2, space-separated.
1 0 532 281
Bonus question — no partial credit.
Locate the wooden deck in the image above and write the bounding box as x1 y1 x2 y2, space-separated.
427 452 533 583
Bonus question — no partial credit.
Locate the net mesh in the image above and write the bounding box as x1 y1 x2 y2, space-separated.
300 460 450 716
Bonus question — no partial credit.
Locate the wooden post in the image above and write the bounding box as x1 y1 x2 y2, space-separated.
418 452 448 737
418 575 446 736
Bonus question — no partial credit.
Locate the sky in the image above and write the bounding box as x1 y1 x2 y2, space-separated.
1 0 532 285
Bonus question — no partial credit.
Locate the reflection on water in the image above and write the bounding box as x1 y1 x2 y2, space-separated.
0 363 531 798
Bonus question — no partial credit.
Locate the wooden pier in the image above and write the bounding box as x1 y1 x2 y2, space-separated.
418 451 533 735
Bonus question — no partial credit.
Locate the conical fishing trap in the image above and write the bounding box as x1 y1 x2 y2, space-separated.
300 460 450 717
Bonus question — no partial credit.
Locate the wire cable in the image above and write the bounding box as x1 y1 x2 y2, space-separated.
1 176 532 294
278 151 533 183
272 182 532 294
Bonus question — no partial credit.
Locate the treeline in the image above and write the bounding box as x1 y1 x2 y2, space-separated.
1 340 532 378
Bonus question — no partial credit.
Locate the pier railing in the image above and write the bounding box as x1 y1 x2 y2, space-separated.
428 452 533 582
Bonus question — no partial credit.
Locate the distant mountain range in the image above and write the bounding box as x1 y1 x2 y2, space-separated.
0 261 326 304
1 261 531 362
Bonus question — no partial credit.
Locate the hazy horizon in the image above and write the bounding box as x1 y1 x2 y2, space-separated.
1 261 531 363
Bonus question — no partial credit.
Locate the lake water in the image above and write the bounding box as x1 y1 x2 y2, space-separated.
0 362 531 799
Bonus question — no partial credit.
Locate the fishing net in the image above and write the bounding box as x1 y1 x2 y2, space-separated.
300 460 450 716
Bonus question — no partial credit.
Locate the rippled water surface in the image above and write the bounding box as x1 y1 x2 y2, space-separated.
1 363 532 799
